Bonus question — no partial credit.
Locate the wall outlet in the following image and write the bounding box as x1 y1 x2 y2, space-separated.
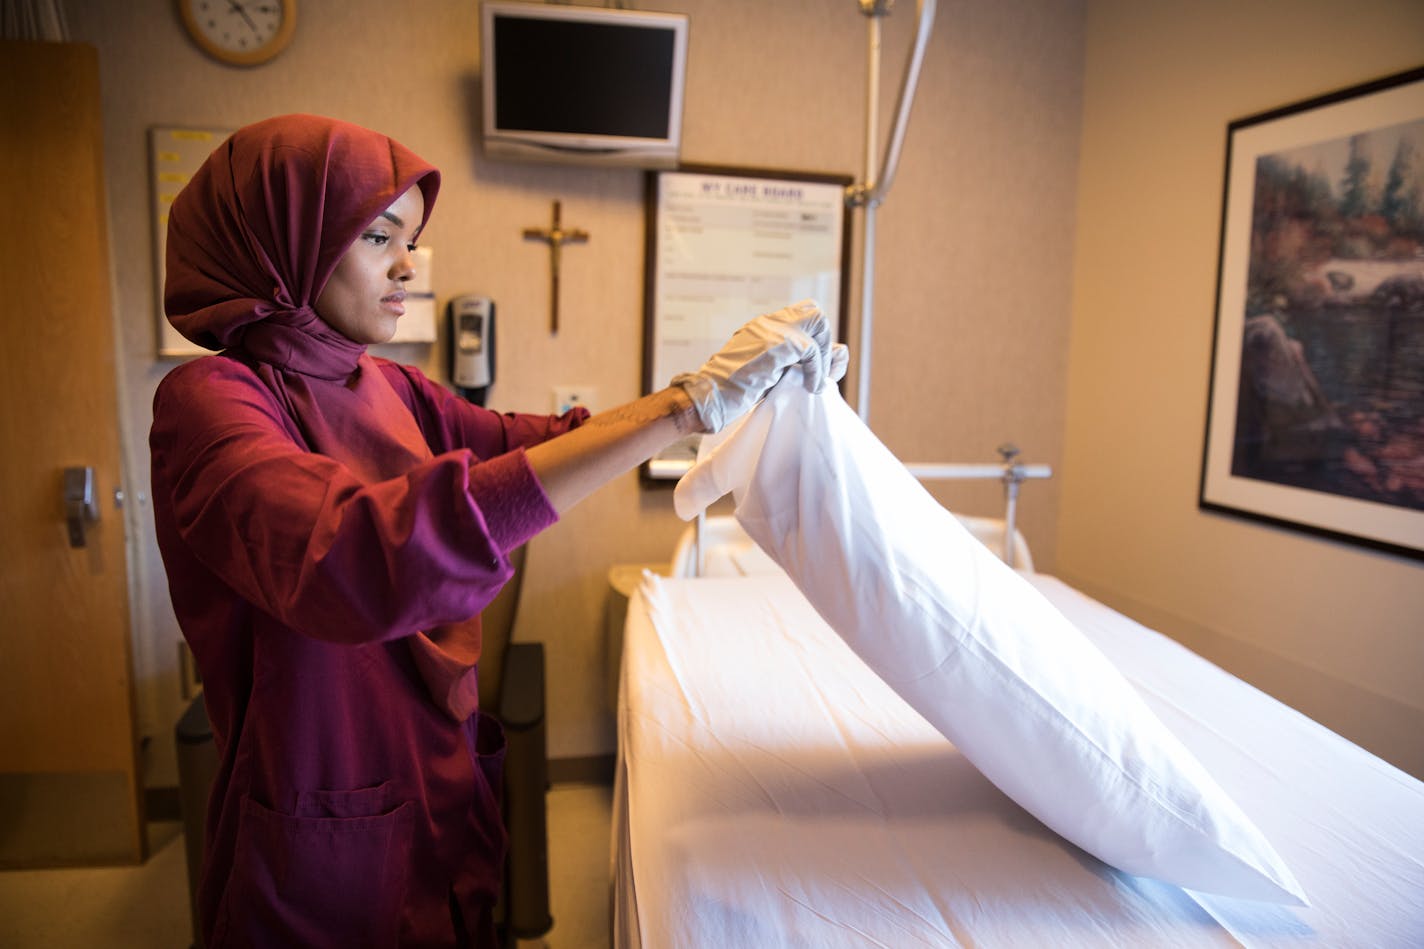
552 385 596 414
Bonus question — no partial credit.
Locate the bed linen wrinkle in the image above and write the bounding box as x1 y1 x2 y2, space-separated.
637 635 792 821
774 885 901 948
782 622 909 750
810 815 965 944
643 578 749 725
652 583 887 819
845 872 962 946
769 601 898 819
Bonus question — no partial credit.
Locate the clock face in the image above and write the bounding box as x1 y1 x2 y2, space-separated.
182 0 295 65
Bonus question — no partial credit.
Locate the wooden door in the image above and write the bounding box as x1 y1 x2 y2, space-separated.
0 40 144 866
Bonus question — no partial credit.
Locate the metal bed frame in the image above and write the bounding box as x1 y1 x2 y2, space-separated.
688 441 1049 574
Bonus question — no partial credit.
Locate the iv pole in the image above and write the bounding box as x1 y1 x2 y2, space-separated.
691 1 1051 575
848 0 936 425
846 0 1051 568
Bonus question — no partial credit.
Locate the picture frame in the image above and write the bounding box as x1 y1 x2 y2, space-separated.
641 164 853 482
1201 66 1424 560
150 126 231 358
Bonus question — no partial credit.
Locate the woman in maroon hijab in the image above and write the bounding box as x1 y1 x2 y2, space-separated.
150 114 839 947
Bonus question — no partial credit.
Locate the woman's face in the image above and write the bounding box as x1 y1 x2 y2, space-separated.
315 185 425 345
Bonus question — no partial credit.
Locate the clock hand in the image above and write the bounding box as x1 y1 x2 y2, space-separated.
226 0 259 34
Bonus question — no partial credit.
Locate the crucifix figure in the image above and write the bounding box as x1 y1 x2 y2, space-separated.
522 200 589 335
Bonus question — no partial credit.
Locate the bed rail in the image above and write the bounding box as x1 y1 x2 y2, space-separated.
688 443 1050 575
906 444 1051 569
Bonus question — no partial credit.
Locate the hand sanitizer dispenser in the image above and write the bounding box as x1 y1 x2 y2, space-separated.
448 295 495 405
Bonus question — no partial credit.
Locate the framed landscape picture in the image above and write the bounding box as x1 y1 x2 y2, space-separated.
1201 66 1424 560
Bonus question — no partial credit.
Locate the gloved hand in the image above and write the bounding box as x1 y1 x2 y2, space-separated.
673 300 838 433
828 342 849 386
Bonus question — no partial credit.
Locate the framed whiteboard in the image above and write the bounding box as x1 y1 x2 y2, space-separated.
642 165 852 480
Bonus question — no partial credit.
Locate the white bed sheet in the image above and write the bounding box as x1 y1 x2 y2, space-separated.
613 571 1424 948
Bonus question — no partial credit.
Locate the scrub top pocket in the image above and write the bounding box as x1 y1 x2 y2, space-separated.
465 712 509 872
470 711 506 812
213 793 416 948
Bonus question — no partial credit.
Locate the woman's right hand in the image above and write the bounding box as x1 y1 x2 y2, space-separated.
673 299 843 433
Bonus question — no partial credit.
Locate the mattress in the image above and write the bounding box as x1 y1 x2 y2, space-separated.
613 571 1424 948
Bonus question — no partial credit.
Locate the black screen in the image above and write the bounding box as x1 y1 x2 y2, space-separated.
492 17 676 139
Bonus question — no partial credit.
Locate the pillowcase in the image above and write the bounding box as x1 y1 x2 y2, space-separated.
674 379 1306 905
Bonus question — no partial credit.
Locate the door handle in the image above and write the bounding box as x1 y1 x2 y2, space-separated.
63 465 100 548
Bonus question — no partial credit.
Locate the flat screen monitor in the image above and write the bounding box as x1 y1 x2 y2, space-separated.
481 1 690 168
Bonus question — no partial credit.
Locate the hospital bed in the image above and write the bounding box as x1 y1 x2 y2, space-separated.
610 4 1422 939
612 515 1424 948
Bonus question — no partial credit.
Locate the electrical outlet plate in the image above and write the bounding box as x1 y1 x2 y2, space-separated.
552 385 596 414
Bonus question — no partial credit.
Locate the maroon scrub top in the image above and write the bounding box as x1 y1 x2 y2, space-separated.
150 114 586 946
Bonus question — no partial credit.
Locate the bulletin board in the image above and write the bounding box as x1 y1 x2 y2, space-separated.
642 164 853 480
150 126 230 358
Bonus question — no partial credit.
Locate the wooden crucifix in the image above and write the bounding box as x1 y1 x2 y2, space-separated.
522 200 589 335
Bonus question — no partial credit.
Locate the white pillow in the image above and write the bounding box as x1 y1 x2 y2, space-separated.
674 380 1306 906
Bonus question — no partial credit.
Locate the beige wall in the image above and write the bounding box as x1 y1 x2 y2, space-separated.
1063 0 1424 778
69 0 1085 778
66 0 1424 788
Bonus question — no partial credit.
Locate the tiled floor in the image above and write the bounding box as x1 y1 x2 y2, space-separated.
0 783 613 948
0 821 191 947
542 783 615 949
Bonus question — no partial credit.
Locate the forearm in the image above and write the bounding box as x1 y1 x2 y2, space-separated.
524 386 701 514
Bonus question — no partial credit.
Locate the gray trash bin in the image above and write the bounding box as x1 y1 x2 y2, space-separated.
176 695 218 949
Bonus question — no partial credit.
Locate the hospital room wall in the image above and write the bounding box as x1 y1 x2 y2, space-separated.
70 0 1087 779
1059 0 1424 779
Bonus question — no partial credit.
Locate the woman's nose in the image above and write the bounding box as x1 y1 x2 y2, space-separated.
391 247 416 281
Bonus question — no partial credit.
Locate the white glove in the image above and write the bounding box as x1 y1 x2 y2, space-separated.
673 300 837 433
828 342 849 385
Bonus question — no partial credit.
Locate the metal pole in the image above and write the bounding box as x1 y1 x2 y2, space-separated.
867 0 935 206
855 4 884 423
999 444 1022 568
857 205 877 422
863 4 882 193
851 0 935 425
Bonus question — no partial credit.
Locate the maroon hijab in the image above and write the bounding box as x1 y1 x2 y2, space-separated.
166 113 440 373
165 115 484 720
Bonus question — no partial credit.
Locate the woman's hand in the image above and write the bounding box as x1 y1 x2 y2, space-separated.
673 300 840 433
524 299 848 516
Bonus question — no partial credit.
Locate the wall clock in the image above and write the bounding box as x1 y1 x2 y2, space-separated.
179 0 296 67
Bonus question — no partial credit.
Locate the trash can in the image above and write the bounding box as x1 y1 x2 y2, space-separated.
500 641 553 939
176 694 218 949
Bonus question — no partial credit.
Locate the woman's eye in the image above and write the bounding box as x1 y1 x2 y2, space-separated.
364 231 390 246
406 242 419 253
